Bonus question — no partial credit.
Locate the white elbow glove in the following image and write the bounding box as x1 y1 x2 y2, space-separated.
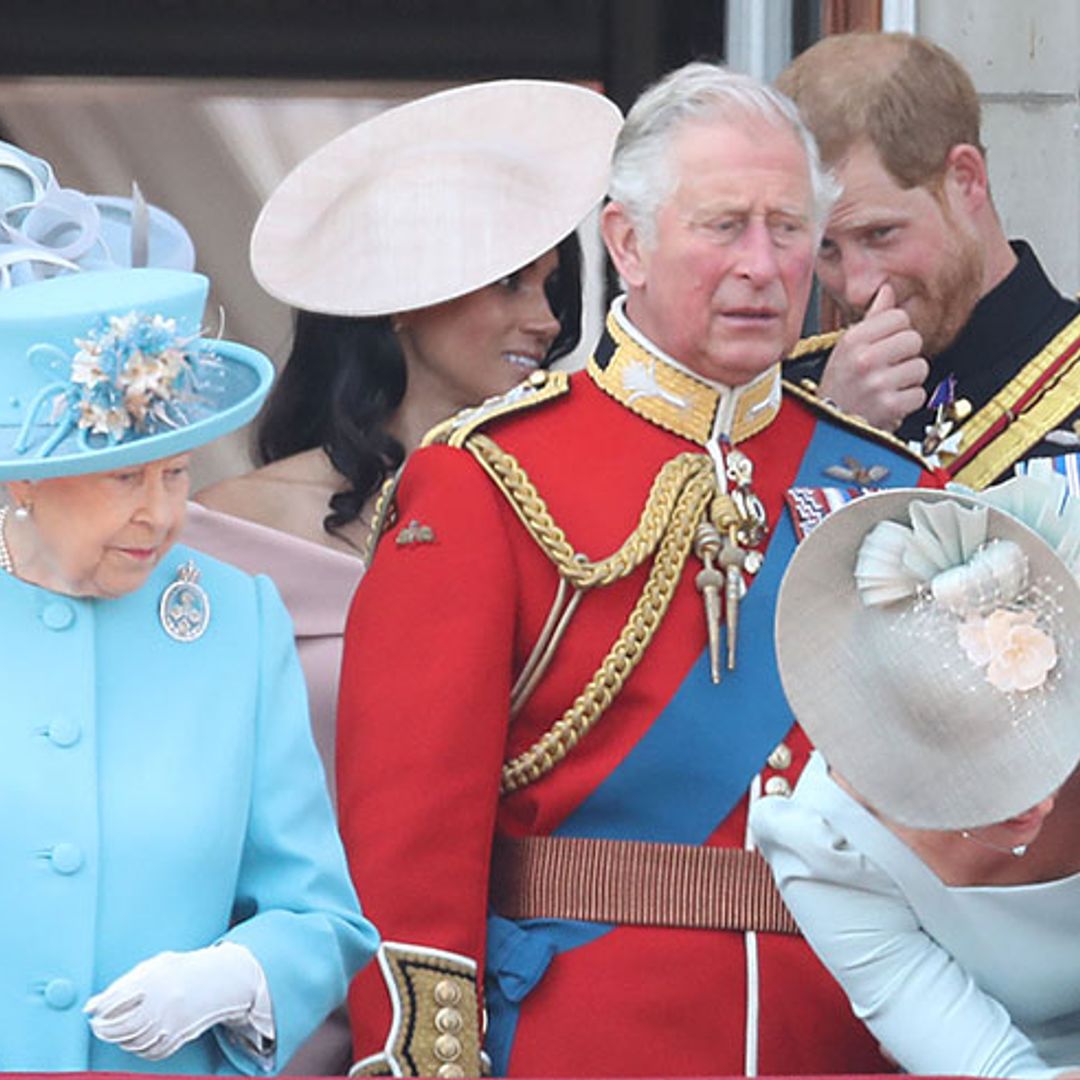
84 941 273 1062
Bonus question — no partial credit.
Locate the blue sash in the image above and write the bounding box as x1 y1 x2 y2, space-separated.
485 420 924 1071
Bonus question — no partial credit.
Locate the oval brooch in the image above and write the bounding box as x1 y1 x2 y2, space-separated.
159 560 211 642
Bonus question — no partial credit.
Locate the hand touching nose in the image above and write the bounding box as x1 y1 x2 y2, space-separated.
818 283 929 433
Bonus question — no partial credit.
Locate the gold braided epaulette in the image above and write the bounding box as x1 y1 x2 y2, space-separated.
786 328 843 360
781 377 932 469
363 371 570 563
421 369 570 450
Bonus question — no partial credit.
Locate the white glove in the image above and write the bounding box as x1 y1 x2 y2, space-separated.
84 942 272 1062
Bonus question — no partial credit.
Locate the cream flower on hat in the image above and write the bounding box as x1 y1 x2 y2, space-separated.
957 608 1058 692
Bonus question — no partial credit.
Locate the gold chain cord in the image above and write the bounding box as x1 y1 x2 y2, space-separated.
469 433 714 588
361 470 398 564
464 435 719 794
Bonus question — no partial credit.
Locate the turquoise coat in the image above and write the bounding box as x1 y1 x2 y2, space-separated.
0 544 378 1073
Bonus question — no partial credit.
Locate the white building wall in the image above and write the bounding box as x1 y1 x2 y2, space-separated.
919 0 1080 295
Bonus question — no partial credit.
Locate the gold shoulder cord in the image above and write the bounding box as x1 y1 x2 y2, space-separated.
781 378 931 466
362 467 404 564
368 369 738 794
363 372 572 563
787 329 843 360
463 433 731 794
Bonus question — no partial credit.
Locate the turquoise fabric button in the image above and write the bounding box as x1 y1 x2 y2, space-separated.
43 978 76 1009
50 843 84 875
47 718 81 748
40 602 75 631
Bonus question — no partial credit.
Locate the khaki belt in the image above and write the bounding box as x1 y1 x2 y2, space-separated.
491 834 800 935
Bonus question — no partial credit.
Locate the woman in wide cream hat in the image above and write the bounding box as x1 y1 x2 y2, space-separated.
195 78 621 552
186 77 621 1073
0 144 377 1073
751 476 1080 1077
191 73 620 765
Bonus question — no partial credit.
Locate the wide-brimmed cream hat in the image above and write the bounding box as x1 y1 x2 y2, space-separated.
250 79 622 316
777 482 1080 830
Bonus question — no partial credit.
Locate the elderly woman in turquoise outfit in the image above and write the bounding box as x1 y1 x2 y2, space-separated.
0 145 377 1073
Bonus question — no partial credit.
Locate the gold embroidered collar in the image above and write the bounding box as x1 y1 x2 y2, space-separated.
587 301 783 446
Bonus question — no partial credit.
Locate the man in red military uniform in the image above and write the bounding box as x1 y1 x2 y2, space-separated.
338 61 939 1077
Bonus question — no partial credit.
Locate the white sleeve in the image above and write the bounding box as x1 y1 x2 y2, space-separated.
750 792 1063 1079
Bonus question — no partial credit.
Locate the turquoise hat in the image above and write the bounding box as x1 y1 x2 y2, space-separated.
0 141 269 480
0 268 273 480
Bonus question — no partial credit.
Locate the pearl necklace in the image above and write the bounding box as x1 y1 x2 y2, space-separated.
960 829 1027 858
0 506 13 574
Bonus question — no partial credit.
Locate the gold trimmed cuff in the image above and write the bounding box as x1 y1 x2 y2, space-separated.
352 942 482 1078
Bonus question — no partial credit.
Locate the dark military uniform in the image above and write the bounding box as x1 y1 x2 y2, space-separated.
787 242 1080 488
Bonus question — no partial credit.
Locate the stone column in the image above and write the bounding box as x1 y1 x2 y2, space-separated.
919 0 1080 294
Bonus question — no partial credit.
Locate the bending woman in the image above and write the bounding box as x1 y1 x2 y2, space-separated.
751 479 1080 1077
0 250 377 1069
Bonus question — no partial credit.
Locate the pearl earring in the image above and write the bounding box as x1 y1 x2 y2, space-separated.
13 503 30 521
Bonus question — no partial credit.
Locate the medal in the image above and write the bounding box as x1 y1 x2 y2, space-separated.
159 560 210 642
922 374 972 456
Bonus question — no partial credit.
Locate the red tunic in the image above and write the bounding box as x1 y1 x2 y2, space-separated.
338 343 936 1076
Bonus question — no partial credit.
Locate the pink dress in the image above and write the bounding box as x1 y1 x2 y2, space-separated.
182 501 365 801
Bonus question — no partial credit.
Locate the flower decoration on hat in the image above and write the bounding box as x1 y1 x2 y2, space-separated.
956 608 1056 692
853 474 1080 695
13 311 221 460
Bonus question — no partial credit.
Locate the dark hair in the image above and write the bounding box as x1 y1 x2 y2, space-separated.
256 231 584 537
